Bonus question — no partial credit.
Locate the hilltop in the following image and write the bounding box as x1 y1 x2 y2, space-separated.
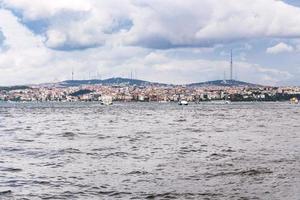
187 80 262 87
11 78 262 88
57 77 170 87
56 78 261 88
0 86 31 91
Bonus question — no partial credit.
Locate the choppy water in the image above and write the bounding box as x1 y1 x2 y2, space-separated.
0 102 299 200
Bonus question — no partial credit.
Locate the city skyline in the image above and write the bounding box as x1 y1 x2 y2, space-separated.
1 0 300 86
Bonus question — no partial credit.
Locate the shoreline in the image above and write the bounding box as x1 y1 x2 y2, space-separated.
0 100 298 104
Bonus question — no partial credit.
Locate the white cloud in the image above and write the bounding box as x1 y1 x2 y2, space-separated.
0 1 298 86
266 42 294 54
124 0 300 49
45 30 67 48
0 9 53 85
0 9 291 86
1 0 92 20
3 0 300 49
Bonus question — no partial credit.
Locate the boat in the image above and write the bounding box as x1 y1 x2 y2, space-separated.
101 95 113 105
178 100 188 105
211 100 231 104
225 100 231 104
159 100 168 103
290 97 299 104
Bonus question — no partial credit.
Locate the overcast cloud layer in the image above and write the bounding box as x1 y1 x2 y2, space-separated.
0 0 300 86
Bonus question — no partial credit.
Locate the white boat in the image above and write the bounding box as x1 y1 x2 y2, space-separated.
211 100 231 104
159 100 168 103
290 97 299 104
178 100 188 105
225 100 231 104
101 95 113 105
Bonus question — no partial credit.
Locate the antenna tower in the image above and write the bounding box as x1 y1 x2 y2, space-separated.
72 68 74 81
230 49 233 80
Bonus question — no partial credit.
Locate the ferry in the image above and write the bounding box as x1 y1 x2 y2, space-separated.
101 95 113 105
290 97 299 104
225 100 231 104
159 100 168 103
211 100 231 105
178 100 188 105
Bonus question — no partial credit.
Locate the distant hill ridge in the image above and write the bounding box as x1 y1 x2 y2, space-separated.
0 86 31 91
187 79 262 87
59 77 170 87
59 77 261 87
1 78 263 89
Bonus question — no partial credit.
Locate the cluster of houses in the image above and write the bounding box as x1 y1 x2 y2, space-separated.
0 84 300 102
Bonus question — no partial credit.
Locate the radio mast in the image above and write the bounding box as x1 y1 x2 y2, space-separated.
230 49 233 80
72 68 74 81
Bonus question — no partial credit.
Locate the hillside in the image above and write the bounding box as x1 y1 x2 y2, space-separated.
187 80 262 87
15 78 263 88
0 86 31 91
59 77 169 87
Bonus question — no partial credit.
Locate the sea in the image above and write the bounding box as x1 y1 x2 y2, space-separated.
0 102 299 200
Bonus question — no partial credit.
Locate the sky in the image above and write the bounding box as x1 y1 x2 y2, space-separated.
0 0 300 86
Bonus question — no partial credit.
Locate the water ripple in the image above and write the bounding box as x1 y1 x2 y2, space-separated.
0 102 299 199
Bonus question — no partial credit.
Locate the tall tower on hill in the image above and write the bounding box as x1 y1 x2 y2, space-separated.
230 49 233 80
72 68 74 81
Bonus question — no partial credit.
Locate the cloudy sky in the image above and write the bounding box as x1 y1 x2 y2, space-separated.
0 0 300 86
